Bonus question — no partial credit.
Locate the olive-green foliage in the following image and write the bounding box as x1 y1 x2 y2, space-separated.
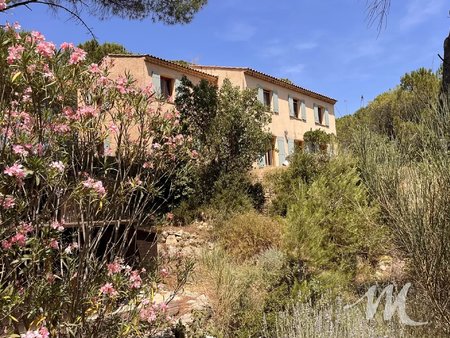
175 77 271 217
215 211 283 261
337 68 440 146
6 0 208 24
352 100 450 331
283 155 385 289
269 151 330 216
303 129 332 153
78 39 129 64
197 247 287 338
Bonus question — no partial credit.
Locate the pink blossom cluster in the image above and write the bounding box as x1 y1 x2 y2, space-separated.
107 259 123 275
49 239 59 250
50 220 64 232
82 177 106 196
116 76 128 94
36 41 55 58
4 162 27 181
30 31 45 43
20 326 49 338
139 301 168 324
100 282 118 297
129 270 142 289
0 195 15 209
88 63 101 74
7 45 25 64
12 145 29 156
0 0 7 10
69 47 86 65
49 161 65 173
2 222 33 250
77 106 98 119
51 123 70 134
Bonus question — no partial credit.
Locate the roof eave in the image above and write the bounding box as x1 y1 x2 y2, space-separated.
244 69 337 105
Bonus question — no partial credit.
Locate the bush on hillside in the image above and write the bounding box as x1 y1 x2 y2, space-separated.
215 211 283 261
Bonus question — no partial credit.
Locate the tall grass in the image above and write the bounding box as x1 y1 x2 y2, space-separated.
272 297 414 338
351 100 450 332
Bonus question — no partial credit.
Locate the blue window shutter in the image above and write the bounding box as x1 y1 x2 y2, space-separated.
324 108 330 127
277 137 286 164
257 86 264 104
301 100 307 121
273 90 279 113
174 79 181 98
152 72 161 96
258 155 266 168
104 136 111 155
288 139 294 156
314 104 320 124
288 96 294 117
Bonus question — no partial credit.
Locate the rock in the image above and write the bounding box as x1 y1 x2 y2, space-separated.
165 235 178 245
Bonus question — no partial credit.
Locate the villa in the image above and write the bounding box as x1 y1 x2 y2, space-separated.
106 54 337 167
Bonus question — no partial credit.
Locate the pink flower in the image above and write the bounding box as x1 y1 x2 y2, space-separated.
77 106 98 118
39 327 49 338
1 240 12 250
129 270 142 289
12 145 29 156
52 123 71 134
100 282 117 297
82 177 106 196
0 1 7 11
0 195 15 209
69 47 86 65
50 161 65 173
20 326 49 338
191 150 199 159
7 45 25 64
11 233 26 247
60 42 74 50
50 220 64 231
4 162 26 180
31 31 45 42
107 260 122 275
36 41 55 57
89 63 101 73
49 239 59 250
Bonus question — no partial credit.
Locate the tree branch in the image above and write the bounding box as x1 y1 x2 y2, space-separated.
1 0 96 40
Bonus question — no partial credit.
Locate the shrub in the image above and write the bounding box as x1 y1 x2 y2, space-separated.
0 25 193 335
283 155 386 290
215 211 283 261
269 151 329 216
352 100 450 331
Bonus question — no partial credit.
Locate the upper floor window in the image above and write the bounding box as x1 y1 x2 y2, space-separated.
317 106 324 124
160 77 174 98
292 98 300 118
263 90 272 108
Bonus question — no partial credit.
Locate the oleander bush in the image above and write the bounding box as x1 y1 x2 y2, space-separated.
0 24 194 336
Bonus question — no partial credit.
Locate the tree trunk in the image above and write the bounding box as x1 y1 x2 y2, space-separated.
442 31 450 97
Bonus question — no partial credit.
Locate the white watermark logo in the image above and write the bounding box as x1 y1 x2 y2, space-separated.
344 283 428 326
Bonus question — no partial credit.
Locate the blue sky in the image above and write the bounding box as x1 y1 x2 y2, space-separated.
2 0 449 116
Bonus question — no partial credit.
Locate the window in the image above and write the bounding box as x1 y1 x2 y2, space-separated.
293 98 300 118
160 77 174 98
265 137 276 166
263 90 271 108
294 140 304 151
317 106 324 124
